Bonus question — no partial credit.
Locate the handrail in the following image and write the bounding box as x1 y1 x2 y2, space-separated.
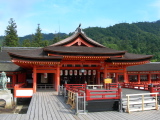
14 83 33 98
126 92 159 113
123 83 149 90
64 83 122 101
86 86 122 101
87 85 103 89
37 84 54 89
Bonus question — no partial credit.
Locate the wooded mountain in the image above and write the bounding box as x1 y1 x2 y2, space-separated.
1 20 160 61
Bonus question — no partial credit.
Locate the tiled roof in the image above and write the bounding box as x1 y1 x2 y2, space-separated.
127 62 160 71
8 48 63 61
0 62 23 71
44 46 125 56
49 32 105 47
108 53 153 62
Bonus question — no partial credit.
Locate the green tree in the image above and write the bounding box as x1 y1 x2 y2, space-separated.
32 24 43 47
4 18 19 46
22 39 31 47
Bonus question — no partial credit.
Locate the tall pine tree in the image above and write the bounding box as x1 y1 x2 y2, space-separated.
32 24 43 47
4 18 19 47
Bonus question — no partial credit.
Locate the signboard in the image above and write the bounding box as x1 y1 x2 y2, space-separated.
104 78 112 83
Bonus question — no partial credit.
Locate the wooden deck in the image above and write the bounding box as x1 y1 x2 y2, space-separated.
0 89 160 120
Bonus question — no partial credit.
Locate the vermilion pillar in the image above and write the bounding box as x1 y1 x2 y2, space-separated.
33 66 37 93
138 74 140 84
56 65 60 91
124 67 128 83
12 74 16 87
115 73 118 83
103 64 107 79
148 73 151 84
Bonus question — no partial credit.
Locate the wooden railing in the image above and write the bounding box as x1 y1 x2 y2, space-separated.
104 83 119 89
150 84 160 96
85 86 122 101
123 83 149 90
14 83 33 98
64 83 122 101
125 93 159 113
87 85 103 89
37 84 54 89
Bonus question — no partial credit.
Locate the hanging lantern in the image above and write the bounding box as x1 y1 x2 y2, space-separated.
69 70 73 75
65 70 68 75
79 70 82 76
93 70 96 75
84 70 87 75
44 73 47 78
60 70 63 76
88 70 91 75
74 70 77 75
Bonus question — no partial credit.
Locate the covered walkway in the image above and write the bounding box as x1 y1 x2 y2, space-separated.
0 89 160 120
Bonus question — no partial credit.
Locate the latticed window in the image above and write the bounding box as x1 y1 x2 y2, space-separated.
140 75 148 81
129 75 138 82
151 74 158 80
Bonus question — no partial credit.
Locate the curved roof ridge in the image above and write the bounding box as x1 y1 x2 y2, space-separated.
49 26 105 47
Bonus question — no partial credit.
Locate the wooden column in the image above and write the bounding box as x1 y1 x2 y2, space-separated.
12 74 17 87
56 65 60 91
138 74 140 84
115 73 118 83
124 67 128 83
54 72 57 90
148 73 151 84
103 64 107 79
33 66 37 93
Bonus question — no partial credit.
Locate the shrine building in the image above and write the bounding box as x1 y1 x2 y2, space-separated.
1 26 159 95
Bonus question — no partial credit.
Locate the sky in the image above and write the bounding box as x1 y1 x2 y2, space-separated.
0 0 160 37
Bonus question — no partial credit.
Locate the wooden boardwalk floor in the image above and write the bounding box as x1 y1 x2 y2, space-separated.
0 88 160 120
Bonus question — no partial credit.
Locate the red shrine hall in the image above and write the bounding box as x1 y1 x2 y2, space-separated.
0 26 155 96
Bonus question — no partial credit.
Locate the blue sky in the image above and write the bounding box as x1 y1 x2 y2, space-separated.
0 0 160 37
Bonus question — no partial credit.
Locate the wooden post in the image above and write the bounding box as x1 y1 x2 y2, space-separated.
103 64 107 79
56 65 60 91
148 73 151 84
138 74 140 84
12 74 16 88
33 66 37 93
115 73 118 83
124 67 128 83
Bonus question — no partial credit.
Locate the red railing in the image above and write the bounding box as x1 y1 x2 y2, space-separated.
104 83 119 89
14 83 33 98
7 82 14 88
64 83 122 101
123 83 149 90
65 84 86 96
85 87 122 101
150 84 160 96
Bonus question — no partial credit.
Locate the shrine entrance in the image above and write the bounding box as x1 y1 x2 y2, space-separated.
37 73 55 89
60 69 97 85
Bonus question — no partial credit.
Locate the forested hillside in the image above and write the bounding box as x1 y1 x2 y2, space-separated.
1 20 160 61
83 20 160 61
